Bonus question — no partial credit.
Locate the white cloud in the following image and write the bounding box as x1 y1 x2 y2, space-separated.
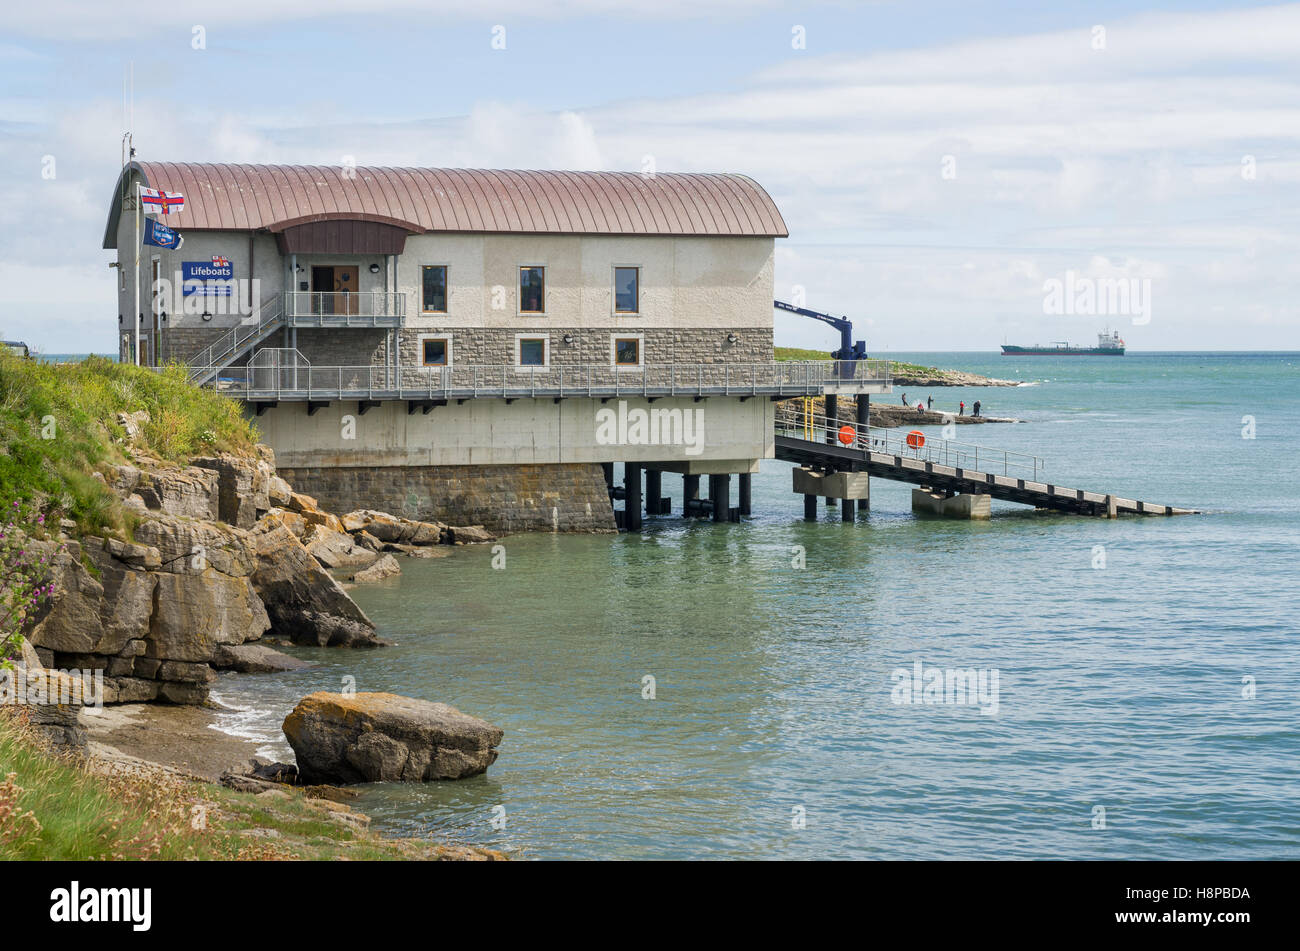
7 2 1300 350
7 0 793 40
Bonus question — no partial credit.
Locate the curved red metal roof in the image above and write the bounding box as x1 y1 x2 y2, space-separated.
106 162 787 244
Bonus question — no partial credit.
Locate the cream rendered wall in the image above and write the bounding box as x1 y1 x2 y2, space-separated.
396 234 775 331
255 395 774 469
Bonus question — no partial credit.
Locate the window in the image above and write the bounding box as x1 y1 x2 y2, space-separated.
422 266 447 313
518 336 548 367
519 266 545 313
422 337 449 366
614 336 641 367
614 266 639 314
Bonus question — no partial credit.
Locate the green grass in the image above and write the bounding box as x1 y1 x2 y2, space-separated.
0 354 259 535
0 713 499 860
775 346 952 379
774 346 832 361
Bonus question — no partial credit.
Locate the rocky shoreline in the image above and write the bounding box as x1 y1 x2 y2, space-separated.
21 424 498 709
793 396 1022 428
891 366 1023 387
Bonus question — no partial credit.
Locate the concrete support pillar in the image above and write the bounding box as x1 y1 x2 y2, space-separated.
710 474 729 523
842 498 855 522
625 464 642 531
601 463 614 492
857 395 871 511
825 392 840 507
804 494 818 521
683 473 700 502
645 468 661 517
738 472 752 516
911 488 991 520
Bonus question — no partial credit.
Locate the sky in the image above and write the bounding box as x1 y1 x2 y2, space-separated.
2 0 1299 353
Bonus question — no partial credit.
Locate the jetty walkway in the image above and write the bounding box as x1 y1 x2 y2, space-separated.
774 406 1198 519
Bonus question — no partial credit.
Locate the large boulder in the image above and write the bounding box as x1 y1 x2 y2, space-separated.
212 643 312 673
303 525 379 570
446 525 495 545
349 554 401 584
249 523 384 648
146 570 270 663
282 692 503 784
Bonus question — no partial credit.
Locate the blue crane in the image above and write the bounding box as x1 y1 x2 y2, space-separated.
773 300 867 362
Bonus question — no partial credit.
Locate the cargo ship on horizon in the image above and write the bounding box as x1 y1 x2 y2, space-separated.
1001 330 1125 356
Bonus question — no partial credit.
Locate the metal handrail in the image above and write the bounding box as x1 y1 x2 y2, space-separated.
284 291 406 319
186 293 286 379
191 359 893 400
775 405 1043 480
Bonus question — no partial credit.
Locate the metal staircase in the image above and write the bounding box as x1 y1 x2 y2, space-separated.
185 293 286 385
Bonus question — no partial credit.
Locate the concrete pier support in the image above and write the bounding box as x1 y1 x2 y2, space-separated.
841 498 855 522
738 472 752 516
804 493 818 520
625 464 642 531
601 462 614 493
911 488 991 520
710 473 730 522
856 396 870 512
793 467 870 510
683 473 700 504
824 393 839 506
645 468 662 517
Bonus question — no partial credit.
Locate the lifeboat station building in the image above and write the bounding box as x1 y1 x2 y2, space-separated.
103 162 890 531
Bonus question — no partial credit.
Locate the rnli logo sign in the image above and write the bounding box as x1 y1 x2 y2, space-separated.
181 257 235 296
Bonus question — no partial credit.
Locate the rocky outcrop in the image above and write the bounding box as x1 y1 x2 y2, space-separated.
108 463 220 521
282 692 503 784
249 524 384 648
191 451 275 529
21 442 387 705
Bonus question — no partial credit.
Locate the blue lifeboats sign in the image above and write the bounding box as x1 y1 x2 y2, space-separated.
182 257 235 296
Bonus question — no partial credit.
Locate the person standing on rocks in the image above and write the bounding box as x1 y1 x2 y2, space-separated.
901 392 908 406
927 396 933 409
973 400 981 418
959 401 965 416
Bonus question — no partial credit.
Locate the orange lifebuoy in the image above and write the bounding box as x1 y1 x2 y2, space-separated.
838 425 856 445
906 430 926 449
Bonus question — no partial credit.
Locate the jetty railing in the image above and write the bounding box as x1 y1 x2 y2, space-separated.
191 359 892 400
775 405 1044 480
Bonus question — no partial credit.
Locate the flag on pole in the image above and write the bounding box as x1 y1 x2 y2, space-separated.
140 187 185 215
142 217 183 250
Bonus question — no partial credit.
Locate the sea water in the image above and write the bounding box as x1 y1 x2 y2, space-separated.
210 352 1300 859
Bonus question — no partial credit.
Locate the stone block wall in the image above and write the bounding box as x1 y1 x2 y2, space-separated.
154 323 773 374
395 326 773 369
276 462 617 534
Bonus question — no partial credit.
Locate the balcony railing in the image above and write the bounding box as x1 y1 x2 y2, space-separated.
194 359 892 401
283 291 406 326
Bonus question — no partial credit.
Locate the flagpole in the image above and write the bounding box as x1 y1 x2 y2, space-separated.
134 181 141 365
